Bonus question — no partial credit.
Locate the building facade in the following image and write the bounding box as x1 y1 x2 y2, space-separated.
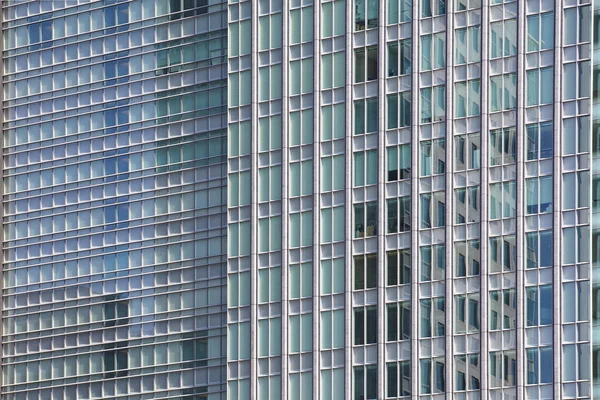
1 1 227 399
227 0 596 399
1 0 599 399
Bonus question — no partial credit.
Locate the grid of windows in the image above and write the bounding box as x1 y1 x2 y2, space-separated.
3 0 228 399
226 0 595 398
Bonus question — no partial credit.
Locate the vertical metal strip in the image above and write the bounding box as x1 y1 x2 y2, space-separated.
281 0 290 395
410 0 420 395
552 0 563 397
444 3 455 397
250 0 259 395
0 5 4 391
516 0 526 396
344 0 354 395
312 1 322 398
479 0 490 395
377 0 386 395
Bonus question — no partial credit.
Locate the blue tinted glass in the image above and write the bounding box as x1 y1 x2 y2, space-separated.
117 4 129 24
105 158 117 175
28 23 40 44
105 206 116 223
539 230 552 267
117 205 129 221
104 61 116 79
540 347 553 383
41 20 52 41
105 6 116 27
104 110 116 127
539 286 552 325
117 59 129 76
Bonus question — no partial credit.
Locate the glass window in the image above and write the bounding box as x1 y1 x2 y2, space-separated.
455 79 480 117
387 249 411 285
489 235 516 273
322 51 345 89
422 0 445 17
420 358 445 394
455 133 480 171
489 350 517 388
355 46 378 83
321 206 344 243
420 139 445 176
526 176 553 215
387 92 411 129
455 240 480 276
354 97 378 135
321 103 345 141
388 0 412 23
420 245 445 282
489 289 516 331
526 347 553 384
527 13 554 52
388 39 411 76
354 202 377 237
490 19 517 58
322 0 346 38
387 196 411 233
420 191 445 228
456 0 480 10
455 294 480 333
526 285 552 327
455 25 480 64
354 306 377 344
420 298 445 338
526 230 553 269
354 254 377 290
387 144 411 181
489 127 516 166
354 150 377 186
387 301 411 341
526 67 553 106
526 122 553 160
490 73 517 111
455 354 480 391
355 0 378 30
421 33 445 71
387 361 411 397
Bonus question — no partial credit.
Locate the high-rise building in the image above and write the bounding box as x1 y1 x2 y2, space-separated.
1 1 227 399
2 0 600 399
227 0 598 399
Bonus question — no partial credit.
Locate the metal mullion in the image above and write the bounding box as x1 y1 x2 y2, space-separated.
410 0 419 395
479 0 490 396
516 0 526 396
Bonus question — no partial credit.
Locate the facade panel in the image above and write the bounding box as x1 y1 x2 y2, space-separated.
1 1 228 398
229 0 594 398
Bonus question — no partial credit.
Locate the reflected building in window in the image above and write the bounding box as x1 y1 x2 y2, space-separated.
228 0 594 398
2 0 598 398
1 0 227 399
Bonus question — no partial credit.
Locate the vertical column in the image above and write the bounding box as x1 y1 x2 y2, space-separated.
479 0 490 395
281 0 290 393
344 0 353 395
377 0 386 394
516 0 526 396
444 2 455 397
312 1 322 398
552 0 564 397
227 1 253 397
250 0 260 393
592 0 600 396
244 0 260 395
410 0 420 396
0 6 4 391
